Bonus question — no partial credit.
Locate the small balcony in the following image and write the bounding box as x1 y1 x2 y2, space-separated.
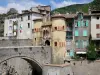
75 48 87 54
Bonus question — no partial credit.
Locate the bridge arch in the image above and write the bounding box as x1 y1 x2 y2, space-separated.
0 56 43 75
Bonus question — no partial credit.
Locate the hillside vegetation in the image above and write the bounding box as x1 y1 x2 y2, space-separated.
52 0 100 14
52 4 89 14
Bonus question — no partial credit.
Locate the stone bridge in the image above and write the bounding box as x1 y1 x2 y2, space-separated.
0 39 52 75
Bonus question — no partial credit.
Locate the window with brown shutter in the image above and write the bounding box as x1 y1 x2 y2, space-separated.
54 27 57 30
96 24 99 29
35 28 36 32
62 26 64 30
97 34 100 38
54 42 57 46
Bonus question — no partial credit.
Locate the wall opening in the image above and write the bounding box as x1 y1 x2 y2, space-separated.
45 40 50 46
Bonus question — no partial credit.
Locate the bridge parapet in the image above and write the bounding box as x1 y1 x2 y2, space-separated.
0 46 52 66
0 39 34 47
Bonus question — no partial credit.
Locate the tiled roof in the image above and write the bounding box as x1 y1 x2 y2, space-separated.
19 11 41 16
51 14 66 18
52 13 90 19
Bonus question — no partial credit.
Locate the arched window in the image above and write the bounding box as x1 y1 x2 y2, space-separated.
43 30 46 36
45 30 49 35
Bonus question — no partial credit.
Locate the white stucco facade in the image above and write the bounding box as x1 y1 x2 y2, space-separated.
4 17 18 37
17 13 42 39
4 13 42 39
91 16 100 40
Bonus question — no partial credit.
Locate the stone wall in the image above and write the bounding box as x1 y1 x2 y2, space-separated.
0 45 52 75
71 60 100 75
0 39 33 47
43 64 73 75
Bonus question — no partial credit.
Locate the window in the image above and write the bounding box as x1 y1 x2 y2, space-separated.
35 38 36 41
75 21 78 27
78 13 83 20
67 41 71 45
67 50 70 55
43 30 46 36
75 30 79 36
75 41 78 48
83 30 87 36
9 20 12 24
78 21 81 27
83 20 88 27
46 30 49 35
9 33 12 36
83 40 88 48
14 32 16 36
21 17 23 21
96 24 100 29
54 42 57 46
97 16 99 20
28 23 30 28
76 40 83 48
83 21 86 26
54 27 57 30
62 26 64 30
9 26 12 30
97 34 100 38
86 20 89 26
78 40 81 48
28 15 30 20
14 25 17 30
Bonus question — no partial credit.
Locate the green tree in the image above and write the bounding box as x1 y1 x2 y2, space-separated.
87 34 97 60
90 0 100 10
86 43 97 60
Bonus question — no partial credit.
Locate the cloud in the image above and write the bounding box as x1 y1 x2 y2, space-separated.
51 0 77 8
0 0 44 14
51 0 93 9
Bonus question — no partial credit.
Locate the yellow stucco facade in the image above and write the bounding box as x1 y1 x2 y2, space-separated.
33 17 67 64
52 18 66 64
33 19 43 46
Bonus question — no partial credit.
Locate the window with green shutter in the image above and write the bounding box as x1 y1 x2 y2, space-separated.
75 30 79 36
78 21 81 27
83 30 87 36
81 40 83 48
76 41 78 48
78 40 80 48
83 40 88 48
81 21 84 27
86 20 89 26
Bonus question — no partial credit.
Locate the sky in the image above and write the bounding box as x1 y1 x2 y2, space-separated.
0 0 93 14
